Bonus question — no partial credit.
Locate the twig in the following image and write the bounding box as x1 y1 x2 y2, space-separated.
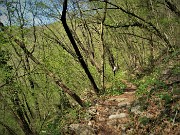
173 110 178 125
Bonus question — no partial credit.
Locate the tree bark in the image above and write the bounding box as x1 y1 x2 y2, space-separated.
0 121 18 135
61 0 99 94
12 94 34 135
165 0 180 17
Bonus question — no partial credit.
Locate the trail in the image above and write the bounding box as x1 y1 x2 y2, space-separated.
66 58 180 135
68 81 137 135
89 91 136 135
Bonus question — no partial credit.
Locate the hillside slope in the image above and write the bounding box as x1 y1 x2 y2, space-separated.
64 53 180 135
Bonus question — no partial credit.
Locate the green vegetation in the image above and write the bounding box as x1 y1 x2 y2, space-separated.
0 0 179 134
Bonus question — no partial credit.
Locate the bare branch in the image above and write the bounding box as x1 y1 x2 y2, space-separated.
165 0 180 17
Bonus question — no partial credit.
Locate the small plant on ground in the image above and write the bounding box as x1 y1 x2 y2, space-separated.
105 81 126 96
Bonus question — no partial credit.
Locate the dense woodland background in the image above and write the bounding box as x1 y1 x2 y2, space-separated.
0 0 179 134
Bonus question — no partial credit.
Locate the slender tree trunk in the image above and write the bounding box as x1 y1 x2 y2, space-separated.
0 121 18 135
100 0 108 92
61 0 99 94
12 93 34 135
165 0 180 17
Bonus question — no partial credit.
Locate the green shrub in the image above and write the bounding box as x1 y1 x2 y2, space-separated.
105 81 126 96
138 116 150 126
159 93 172 104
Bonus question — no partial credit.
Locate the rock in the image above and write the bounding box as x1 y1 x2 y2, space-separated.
69 124 80 131
88 107 97 115
107 119 118 126
121 126 127 135
118 102 130 108
126 128 134 134
79 126 95 135
109 113 127 119
88 120 95 126
108 106 117 114
84 107 97 121
69 124 95 135
98 116 106 121
145 113 154 118
131 105 141 115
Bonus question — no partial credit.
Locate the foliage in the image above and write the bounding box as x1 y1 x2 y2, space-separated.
159 93 172 104
0 0 179 134
105 71 127 95
135 75 158 96
138 116 150 126
0 49 12 83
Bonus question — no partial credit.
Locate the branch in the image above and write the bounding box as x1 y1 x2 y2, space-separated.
83 7 118 12
0 83 7 88
165 0 180 17
0 121 18 135
43 33 77 58
117 32 160 43
104 22 145 28
99 0 173 49
0 21 5 31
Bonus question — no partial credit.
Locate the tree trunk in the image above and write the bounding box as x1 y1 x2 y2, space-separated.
61 0 99 94
12 94 34 135
0 121 18 135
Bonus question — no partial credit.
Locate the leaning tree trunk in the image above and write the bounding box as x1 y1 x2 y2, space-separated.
61 0 99 94
12 93 34 135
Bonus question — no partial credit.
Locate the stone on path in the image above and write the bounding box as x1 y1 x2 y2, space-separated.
118 101 131 108
131 105 142 115
109 113 127 119
69 124 95 135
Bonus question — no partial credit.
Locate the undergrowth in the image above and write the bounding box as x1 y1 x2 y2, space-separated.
130 54 180 135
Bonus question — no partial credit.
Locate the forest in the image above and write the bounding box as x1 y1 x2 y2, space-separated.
0 0 179 134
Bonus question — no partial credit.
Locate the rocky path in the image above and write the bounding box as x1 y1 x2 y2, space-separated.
67 62 180 135
68 83 138 135
88 91 136 135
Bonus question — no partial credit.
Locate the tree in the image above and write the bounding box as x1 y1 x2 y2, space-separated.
0 1 85 134
61 0 100 94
